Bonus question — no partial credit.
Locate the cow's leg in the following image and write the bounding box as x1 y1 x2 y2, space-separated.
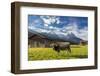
55 48 60 53
53 47 60 53
58 49 60 53
68 48 71 53
56 45 60 53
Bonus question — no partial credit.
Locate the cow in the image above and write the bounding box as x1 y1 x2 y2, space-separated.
53 42 71 53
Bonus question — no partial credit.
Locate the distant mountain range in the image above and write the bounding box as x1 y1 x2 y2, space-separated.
28 26 83 44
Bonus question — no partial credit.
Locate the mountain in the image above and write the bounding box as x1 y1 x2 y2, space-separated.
28 26 82 44
65 32 82 44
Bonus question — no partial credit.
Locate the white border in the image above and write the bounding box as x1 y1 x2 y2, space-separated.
20 6 95 70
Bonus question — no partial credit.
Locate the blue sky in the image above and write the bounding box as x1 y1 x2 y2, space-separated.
28 15 88 40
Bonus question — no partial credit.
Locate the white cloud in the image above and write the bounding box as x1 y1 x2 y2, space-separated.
44 24 48 26
78 27 88 40
40 16 51 25
63 23 78 32
49 26 53 29
29 19 88 41
29 19 42 27
63 22 88 40
40 16 60 26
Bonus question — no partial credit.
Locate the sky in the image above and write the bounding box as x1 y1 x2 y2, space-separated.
28 15 88 40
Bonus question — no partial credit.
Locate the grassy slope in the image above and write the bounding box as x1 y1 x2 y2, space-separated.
28 45 88 61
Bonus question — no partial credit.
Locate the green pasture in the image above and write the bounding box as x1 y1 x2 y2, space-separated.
28 45 88 61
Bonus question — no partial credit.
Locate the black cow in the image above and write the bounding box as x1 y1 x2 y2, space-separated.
53 43 71 53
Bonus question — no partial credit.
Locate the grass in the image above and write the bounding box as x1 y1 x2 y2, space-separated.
28 45 88 61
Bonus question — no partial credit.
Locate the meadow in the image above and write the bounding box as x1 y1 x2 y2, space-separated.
28 45 88 61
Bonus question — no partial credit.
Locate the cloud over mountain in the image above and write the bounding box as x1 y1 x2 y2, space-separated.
28 15 88 41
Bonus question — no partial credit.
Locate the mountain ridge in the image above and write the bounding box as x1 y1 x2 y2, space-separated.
28 26 83 44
